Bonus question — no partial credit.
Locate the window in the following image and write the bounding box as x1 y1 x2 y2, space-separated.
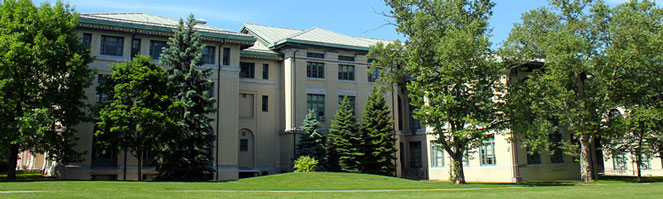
307 94 325 121
338 65 355 81
240 139 248 152
431 142 444 167
82 33 92 49
480 135 496 166
91 125 117 168
550 133 564 163
408 100 421 131
205 83 215 109
131 39 141 57
409 142 422 168
399 142 405 168
239 94 254 118
240 62 255 78
222 47 230 65
143 150 155 168
96 75 110 104
368 68 381 82
527 147 541 164
338 95 356 114
338 55 355 62
613 152 627 170
307 62 325 78
262 64 269 80
307 52 324 59
202 46 215 65
463 151 470 167
149 40 167 59
262 95 268 112
639 154 651 170
100 35 123 56
398 97 403 131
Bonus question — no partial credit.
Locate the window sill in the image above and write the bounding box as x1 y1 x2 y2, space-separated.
306 77 326 81
338 79 356 83
97 55 130 62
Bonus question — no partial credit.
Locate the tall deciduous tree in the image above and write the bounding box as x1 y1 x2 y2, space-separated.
371 0 504 184
327 97 363 173
0 0 92 180
501 0 662 182
297 110 326 169
602 0 663 183
155 14 215 181
97 56 174 181
361 90 397 176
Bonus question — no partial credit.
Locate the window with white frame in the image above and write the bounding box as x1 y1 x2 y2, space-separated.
614 152 627 170
480 135 496 166
431 142 444 167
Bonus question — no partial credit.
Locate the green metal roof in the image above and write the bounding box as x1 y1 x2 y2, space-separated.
241 24 392 51
80 13 256 42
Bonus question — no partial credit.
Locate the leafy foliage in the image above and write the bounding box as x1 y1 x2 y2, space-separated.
97 56 174 181
500 0 663 182
293 155 318 173
372 0 503 184
154 14 215 181
297 110 326 170
327 97 363 173
360 90 397 176
0 0 93 180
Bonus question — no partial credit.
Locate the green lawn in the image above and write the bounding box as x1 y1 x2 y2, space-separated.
0 172 661 198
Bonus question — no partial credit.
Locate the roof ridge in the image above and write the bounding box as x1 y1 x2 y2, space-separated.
287 27 317 39
244 23 304 32
81 12 146 16
296 26 392 42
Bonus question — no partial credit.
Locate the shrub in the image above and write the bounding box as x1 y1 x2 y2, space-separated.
293 156 318 173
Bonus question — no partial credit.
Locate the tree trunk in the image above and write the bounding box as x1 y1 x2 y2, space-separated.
123 150 127 181
635 152 642 183
660 151 663 170
579 136 595 182
6 144 20 180
137 151 142 181
451 152 466 184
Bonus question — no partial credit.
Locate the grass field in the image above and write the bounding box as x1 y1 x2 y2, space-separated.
0 172 661 198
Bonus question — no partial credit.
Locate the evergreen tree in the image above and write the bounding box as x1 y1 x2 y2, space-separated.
361 90 397 176
297 110 326 169
327 97 363 173
155 14 215 181
97 56 174 181
0 0 93 180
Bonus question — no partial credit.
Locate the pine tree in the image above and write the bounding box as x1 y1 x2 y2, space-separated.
327 97 363 173
297 110 326 169
155 14 215 181
361 90 397 176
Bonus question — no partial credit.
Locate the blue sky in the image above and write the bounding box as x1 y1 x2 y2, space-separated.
35 0 648 47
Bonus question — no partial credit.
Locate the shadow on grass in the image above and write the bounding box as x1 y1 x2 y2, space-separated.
598 175 663 183
0 171 51 182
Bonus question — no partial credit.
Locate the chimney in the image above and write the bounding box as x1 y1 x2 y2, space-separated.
195 18 207 25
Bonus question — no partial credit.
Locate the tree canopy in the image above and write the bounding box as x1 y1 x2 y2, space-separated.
0 0 93 180
97 56 174 181
370 0 504 184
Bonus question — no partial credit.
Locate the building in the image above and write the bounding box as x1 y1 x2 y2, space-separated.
16 13 663 182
